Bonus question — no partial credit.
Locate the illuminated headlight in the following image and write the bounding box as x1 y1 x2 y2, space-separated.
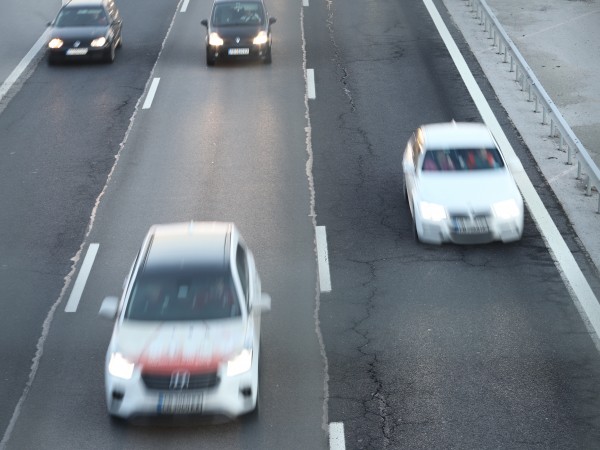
48 38 64 49
420 201 447 221
91 37 107 47
253 31 268 45
492 199 520 219
208 32 224 46
108 352 135 380
226 348 252 376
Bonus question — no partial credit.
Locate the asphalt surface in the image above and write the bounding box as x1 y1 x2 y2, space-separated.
2 0 600 449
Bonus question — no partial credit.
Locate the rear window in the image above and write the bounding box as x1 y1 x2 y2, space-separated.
421 147 504 172
55 7 108 27
125 270 241 321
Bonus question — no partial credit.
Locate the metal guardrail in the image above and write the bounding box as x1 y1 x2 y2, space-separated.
464 0 600 213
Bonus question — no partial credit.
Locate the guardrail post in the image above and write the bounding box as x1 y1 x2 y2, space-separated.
577 161 583 180
542 105 547 124
527 81 532 101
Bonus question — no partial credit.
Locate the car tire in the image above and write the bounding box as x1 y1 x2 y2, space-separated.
47 54 59 66
206 51 215 66
104 44 116 63
263 46 272 64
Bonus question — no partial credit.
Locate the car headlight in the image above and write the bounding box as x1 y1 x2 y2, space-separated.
91 37 107 47
226 348 253 376
492 199 520 219
420 201 447 221
253 31 268 45
48 38 64 49
208 32 224 46
108 352 135 380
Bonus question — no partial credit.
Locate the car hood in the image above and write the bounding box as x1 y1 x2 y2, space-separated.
418 170 522 209
211 24 263 38
49 26 108 40
114 319 246 374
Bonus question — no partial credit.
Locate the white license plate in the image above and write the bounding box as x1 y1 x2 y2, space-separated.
453 217 489 234
158 393 203 414
228 48 249 55
66 48 88 56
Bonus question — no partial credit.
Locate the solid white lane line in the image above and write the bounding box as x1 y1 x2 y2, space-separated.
303 0 309 6
181 0 190 12
142 77 161 109
329 422 346 450
316 226 332 292
307 68 316 99
64 243 99 312
423 0 600 336
0 29 50 105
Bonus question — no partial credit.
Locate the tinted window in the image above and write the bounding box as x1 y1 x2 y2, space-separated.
236 245 249 306
421 147 505 172
55 8 108 27
125 270 241 321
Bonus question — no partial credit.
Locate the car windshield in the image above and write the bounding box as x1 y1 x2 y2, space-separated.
212 2 264 26
124 270 241 321
421 147 505 172
55 7 108 27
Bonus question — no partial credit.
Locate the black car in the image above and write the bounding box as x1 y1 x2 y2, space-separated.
201 0 276 66
47 0 123 64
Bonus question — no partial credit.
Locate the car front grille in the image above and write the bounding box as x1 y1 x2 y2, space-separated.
142 373 220 391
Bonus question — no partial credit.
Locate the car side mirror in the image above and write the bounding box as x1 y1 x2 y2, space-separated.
253 293 271 313
201 19 208 27
269 17 276 25
99 296 119 319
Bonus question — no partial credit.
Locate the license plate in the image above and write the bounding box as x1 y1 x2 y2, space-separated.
157 393 203 414
228 48 249 55
453 217 489 234
66 48 88 56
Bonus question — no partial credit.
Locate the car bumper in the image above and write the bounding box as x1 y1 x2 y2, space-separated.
417 216 523 245
105 366 258 420
207 44 269 61
47 45 109 61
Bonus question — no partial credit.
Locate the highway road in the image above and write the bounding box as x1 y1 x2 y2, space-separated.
2 0 600 448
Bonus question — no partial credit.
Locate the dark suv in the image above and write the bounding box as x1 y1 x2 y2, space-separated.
47 0 123 64
201 0 276 66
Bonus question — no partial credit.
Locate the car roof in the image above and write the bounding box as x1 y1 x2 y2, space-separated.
212 0 263 4
63 0 107 7
142 222 234 275
420 122 495 149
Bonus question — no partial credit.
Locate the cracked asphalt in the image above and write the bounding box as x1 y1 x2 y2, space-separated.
305 0 600 447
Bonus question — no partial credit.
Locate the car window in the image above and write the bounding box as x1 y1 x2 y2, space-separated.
124 271 241 321
421 147 504 172
236 244 249 308
212 2 264 26
55 8 108 27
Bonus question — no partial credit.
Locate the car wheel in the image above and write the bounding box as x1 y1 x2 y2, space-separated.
206 50 215 66
104 44 116 63
263 45 272 64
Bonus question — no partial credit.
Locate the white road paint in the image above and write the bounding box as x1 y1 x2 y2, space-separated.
301 6 330 433
329 422 346 450
303 0 309 7
142 77 161 109
316 226 332 292
181 0 190 13
307 68 316 99
0 29 50 106
64 243 99 313
423 0 600 337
